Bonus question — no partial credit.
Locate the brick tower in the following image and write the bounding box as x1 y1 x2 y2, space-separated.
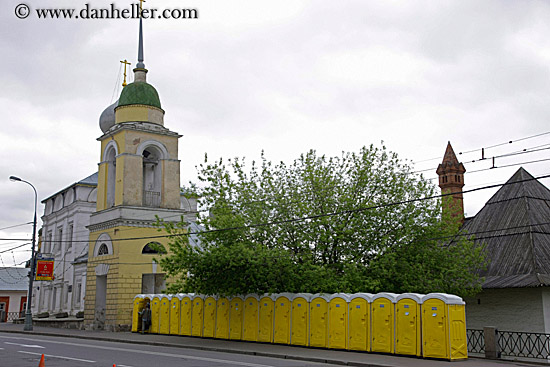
436 142 466 223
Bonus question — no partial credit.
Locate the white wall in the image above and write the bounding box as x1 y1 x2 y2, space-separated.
465 288 545 333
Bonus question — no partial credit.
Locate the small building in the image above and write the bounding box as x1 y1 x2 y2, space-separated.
461 167 550 333
31 173 97 317
0 267 29 322
437 143 550 333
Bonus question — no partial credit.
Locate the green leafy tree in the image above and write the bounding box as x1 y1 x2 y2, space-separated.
157 144 486 297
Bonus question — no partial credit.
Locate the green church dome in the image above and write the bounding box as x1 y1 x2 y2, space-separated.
118 81 161 109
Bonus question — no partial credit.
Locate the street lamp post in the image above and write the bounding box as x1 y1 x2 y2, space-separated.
9 176 37 331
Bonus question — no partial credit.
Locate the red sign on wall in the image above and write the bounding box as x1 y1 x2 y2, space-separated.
35 259 54 281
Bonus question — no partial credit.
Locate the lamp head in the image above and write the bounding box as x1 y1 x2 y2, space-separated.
9 176 22 182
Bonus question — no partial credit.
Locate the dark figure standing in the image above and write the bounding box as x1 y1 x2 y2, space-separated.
140 302 152 334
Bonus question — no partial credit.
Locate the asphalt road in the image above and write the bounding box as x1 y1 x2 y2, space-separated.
0 333 347 367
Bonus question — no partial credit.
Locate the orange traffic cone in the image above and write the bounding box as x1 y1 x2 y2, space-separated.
38 354 45 367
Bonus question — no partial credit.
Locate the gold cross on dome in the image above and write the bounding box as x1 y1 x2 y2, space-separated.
120 59 131 87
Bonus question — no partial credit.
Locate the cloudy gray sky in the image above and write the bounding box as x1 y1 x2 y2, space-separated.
2 0 550 266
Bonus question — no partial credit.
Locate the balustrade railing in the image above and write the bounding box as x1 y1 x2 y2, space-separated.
144 191 161 208
467 328 550 360
466 329 485 354
498 330 550 359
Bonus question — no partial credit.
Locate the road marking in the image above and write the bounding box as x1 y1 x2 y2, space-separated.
117 365 134 367
5 342 44 348
2 336 275 367
18 351 95 363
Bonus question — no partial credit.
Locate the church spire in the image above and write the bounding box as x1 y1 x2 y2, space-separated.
133 4 148 83
136 17 145 69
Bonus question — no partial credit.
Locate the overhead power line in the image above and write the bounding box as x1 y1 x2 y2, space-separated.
3 173 550 244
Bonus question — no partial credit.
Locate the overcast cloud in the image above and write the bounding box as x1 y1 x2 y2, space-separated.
2 0 550 266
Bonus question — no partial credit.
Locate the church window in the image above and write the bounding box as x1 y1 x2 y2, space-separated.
104 144 117 208
142 146 162 207
98 244 109 255
67 223 73 253
142 242 166 254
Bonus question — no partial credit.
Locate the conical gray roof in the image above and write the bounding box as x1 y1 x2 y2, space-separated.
462 167 550 288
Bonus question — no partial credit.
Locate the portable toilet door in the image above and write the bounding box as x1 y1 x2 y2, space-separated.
422 293 467 360
328 293 350 349
132 295 146 332
243 295 259 342
203 296 217 338
448 296 467 360
180 294 192 336
169 295 182 335
273 293 292 344
371 293 398 354
191 295 204 337
258 294 276 343
348 293 373 351
215 297 230 339
159 295 171 335
150 295 162 334
422 293 448 359
395 293 423 356
291 293 311 346
229 296 244 340
309 294 329 348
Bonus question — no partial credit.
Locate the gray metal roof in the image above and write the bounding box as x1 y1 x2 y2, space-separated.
461 167 550 288
78 172 98 186
0 267 29 291
41 172 98 203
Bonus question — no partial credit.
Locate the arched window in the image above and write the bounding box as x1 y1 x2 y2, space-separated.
98 244 109 255
142 242 166 254
94 233 113 257
142 146 163 207
103 143 118 208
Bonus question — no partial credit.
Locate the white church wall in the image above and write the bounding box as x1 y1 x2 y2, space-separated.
33 181 96 316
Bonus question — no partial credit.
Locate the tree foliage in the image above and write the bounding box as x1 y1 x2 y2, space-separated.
157 144 486 297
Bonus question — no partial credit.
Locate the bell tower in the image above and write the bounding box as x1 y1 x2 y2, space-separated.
436 142 466 223
85 14 189 331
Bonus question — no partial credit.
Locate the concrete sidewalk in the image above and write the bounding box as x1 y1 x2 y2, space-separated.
0 323 535 367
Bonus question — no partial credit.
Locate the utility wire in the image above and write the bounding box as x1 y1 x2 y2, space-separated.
5 173 550 244
0 222 32 231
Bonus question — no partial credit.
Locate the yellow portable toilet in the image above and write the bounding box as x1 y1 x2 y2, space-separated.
258 294 276 343
395 293 423 356
215 297 230 339
180 294 192 336
191 295 204 337
169 294 182 335
371 292 398 354
348 293 373 351
328 293 350 350
230 296 244 340
309 294 329 348
203 296 217 338
291 293 312 346
159 295 171 335
243 295 260 342
422 293 467 360
273 293 292 344
150 295 162 334
132 294 147 332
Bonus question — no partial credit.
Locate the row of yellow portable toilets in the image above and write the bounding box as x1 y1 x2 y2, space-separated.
132 292 467 360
